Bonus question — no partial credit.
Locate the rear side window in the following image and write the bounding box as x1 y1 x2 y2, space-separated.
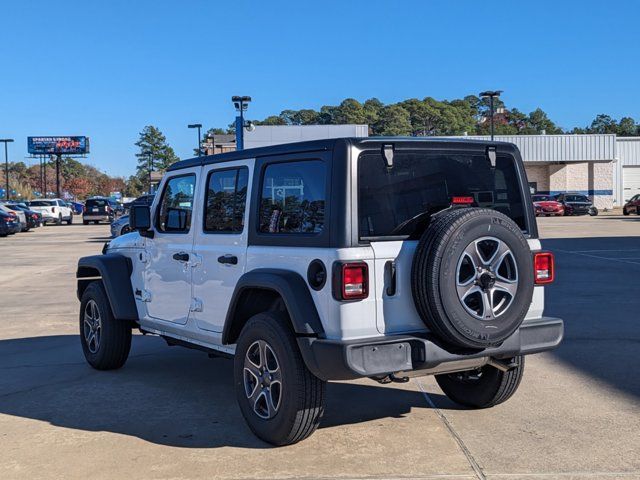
29 200 54 207
358 151 526 240
157 175 196 233
259 160 326 234
86 199 107 208
204 167 249 233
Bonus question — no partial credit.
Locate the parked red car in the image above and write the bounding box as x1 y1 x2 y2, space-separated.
623 194 640 215
532 194 565 216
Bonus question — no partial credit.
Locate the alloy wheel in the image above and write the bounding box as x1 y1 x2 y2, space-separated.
83 299 102 354
243 340 282 419
455 236 519 320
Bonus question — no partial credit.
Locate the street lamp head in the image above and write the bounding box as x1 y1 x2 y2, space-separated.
232 95 251 111
187 124 202 129
0 139 14 143
480 90 503 98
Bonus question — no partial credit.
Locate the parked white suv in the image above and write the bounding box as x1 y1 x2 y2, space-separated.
28 199 73 225
77 138 563 445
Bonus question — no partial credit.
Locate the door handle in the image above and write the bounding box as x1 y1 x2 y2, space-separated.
217 254 238 265
172 252 190 262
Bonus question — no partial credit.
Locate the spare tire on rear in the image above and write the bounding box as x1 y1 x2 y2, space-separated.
411 208 534 349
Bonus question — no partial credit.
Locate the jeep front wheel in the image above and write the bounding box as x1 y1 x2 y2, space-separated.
234 312 326 445
436 355 525 408
79 282 132 370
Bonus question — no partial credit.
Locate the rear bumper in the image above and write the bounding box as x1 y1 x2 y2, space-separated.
298 317 563 381
83 214 113 222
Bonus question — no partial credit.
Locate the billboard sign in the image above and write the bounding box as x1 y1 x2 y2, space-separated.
27 136 89 155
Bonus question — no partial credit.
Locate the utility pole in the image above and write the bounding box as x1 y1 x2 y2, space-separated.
232 96 251 150
55 154 61 198
188 124 203 156
480 90 503 141
0 139 14 200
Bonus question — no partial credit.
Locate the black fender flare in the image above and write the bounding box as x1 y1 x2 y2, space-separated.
222 268 324 345
76 254 138 322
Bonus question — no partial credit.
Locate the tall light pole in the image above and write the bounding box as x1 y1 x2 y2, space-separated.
188 123 203 156
480 90 503 141
0 139 14 200
232 96 251 150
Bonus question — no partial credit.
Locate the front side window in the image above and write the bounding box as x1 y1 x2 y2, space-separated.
204 167 249 233
259 160 326 234
157 175 196 233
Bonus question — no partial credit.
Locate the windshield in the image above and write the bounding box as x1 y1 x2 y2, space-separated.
28 200 54 206
533 195 553 202
86 199 108 207
358 150 527 240
565 195 589 202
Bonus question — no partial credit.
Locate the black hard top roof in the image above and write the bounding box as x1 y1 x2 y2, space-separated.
166 136 517 172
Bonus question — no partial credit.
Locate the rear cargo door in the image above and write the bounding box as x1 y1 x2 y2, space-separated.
369 240 425 334
357 146 530 335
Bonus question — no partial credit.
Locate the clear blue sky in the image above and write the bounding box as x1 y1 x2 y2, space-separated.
1 0 638 177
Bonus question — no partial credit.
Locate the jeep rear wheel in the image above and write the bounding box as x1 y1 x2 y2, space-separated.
234 312 326 445
436 355 525 408
412 208 534 349
79 282 132 370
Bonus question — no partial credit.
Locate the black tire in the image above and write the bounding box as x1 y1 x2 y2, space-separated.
79 282 132 370
234 312 326 446
83 220 89 225
94 220 99 225
411 208 534 349
66 213 73 225
436 355 525 408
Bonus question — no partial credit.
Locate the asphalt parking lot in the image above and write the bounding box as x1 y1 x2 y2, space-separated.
1 215 639 480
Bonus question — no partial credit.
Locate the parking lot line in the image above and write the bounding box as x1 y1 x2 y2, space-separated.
553 248 640 266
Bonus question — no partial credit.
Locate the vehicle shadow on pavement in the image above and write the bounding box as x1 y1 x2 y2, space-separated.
0 334 440 449
542 236 640 401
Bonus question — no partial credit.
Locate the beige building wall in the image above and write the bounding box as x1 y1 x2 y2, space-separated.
531 161 613 209
524 164 550 192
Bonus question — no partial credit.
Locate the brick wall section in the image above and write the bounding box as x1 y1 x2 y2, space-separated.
524 165 549 192
549 164 567 192
593 161 613 209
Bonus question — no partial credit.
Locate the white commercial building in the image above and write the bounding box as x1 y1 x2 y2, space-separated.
615 137 640 205
243 124 368 149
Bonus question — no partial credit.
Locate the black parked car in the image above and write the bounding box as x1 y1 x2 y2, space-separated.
555 193 593 216
7 202 42 229
123 194 154 212
83 197 121 224
0 210 20 236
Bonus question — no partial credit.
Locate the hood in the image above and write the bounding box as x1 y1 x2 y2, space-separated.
107 230 145 250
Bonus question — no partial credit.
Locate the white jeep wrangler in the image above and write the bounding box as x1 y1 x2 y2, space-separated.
77 138 563 445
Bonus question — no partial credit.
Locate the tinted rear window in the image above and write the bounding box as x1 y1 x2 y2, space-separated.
86 199 108 208
533 195 553 202
565 195 589 202
358 150 526 239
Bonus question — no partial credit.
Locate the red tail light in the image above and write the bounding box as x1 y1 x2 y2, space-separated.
83 205 86 213
334 262 369 300
534 252 555 284
32 213 38 219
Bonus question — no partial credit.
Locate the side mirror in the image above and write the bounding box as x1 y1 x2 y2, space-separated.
130 205 153 238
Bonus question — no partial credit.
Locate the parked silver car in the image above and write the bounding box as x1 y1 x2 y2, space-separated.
110 215 130 237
